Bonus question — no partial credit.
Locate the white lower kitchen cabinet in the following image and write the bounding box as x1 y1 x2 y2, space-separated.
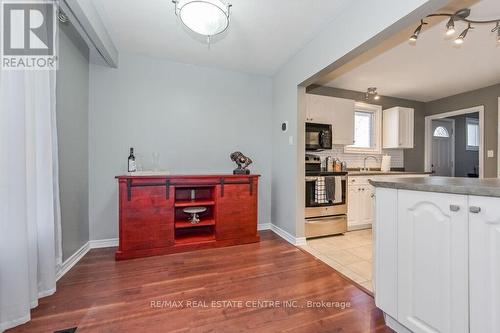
374 188 500 333
397 190 468 333
468 196 500 333
348 174 428 231
347 184 374 229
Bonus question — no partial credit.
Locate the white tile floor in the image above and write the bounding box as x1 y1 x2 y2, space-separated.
300 229 373 292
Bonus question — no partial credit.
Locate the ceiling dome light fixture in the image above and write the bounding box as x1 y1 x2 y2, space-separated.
410 8 500 46
173 0 232 44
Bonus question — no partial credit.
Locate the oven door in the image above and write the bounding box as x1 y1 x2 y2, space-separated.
305 175 347 219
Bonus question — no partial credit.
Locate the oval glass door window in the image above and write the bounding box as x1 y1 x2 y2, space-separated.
433 126 450 138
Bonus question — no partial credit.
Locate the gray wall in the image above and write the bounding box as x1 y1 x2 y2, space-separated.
425 83 500 178
306 85 426 171
446 113 479 177
56 22 90 260
89 54 273 240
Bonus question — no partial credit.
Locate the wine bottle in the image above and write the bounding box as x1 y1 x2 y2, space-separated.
128 147 137 172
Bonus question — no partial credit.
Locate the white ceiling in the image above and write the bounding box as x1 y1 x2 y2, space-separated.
92 0 349 76
318 0 500 102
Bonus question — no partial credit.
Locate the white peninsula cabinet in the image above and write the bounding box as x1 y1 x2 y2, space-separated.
305 94 355 145
372 177 500 333
468 196 500 333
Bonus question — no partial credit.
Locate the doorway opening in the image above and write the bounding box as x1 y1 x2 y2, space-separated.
425 106 484 178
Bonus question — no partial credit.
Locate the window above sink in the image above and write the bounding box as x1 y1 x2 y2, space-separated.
344 102 382 154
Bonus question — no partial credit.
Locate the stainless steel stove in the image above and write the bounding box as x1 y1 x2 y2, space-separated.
305 154 347 238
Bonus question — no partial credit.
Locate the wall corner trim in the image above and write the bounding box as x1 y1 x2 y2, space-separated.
270 224 306 246
56 239 118 281
56 242 90 281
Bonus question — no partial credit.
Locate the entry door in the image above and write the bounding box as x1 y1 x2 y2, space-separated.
431 119 454 176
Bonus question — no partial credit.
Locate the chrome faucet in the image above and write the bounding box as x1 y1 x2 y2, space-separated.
362 155 379 172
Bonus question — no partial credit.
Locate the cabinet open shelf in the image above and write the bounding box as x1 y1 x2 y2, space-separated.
175 218 215 229
174 199 215 208
175 227 215 244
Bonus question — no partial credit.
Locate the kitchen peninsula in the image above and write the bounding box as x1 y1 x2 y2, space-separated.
115 174 260 260
370 177 500 333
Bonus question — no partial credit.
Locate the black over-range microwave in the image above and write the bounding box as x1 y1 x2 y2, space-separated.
305 122 332 151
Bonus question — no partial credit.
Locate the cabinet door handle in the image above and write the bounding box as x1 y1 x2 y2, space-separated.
449 205 460 212
470 206 481 214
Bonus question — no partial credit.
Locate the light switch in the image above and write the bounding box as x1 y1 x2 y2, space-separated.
488 150 494 158
288 136 294 145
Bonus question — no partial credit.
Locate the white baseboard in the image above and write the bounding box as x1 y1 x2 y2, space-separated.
257 223 271 231
56 242 90 281
348 224 372 231
56 238 117 281
270 224 306 246
56 224 304 282
89 238 119 248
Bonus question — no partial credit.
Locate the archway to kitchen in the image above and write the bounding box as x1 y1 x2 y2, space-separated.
294 0 499 293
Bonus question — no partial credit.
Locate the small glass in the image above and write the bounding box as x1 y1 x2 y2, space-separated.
152 152 160 172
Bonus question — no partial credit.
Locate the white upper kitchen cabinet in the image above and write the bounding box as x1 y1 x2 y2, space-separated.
397 190 468 333
468 196 500 333
305 94 355 145
383 107 414 149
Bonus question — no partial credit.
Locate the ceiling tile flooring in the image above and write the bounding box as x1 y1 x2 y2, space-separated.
300 229 373 293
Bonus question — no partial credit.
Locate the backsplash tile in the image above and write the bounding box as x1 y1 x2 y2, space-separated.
312 145 404 169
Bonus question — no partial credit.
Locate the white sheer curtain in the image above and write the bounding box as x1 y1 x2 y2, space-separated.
0 69 62 331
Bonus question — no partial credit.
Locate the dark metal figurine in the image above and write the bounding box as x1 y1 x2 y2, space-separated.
230 151 252 175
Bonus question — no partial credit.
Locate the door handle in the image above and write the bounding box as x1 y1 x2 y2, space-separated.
449 205 460 212
469 206 481 214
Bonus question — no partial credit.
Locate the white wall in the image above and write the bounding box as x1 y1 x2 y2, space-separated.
89 54 272 240
271 0 447 238
57 22 90 260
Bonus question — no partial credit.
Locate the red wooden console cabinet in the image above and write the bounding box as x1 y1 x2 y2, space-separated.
115 174 260 260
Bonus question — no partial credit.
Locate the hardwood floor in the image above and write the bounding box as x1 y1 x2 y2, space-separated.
8 231 392 333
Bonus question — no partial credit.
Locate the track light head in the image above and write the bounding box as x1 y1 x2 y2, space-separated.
366 87 380 100
455 23 472 45
409 20 427 42
446 17 455 35
493 22 500 43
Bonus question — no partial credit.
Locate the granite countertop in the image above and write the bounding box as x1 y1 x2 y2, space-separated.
348 171 432 176
369 176 500 197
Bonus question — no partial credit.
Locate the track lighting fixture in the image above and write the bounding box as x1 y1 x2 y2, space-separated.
410 8 500 46
365 87 380 101
454 23 472 45
445 17 455 35
493 23 500 43
409 20 427 41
